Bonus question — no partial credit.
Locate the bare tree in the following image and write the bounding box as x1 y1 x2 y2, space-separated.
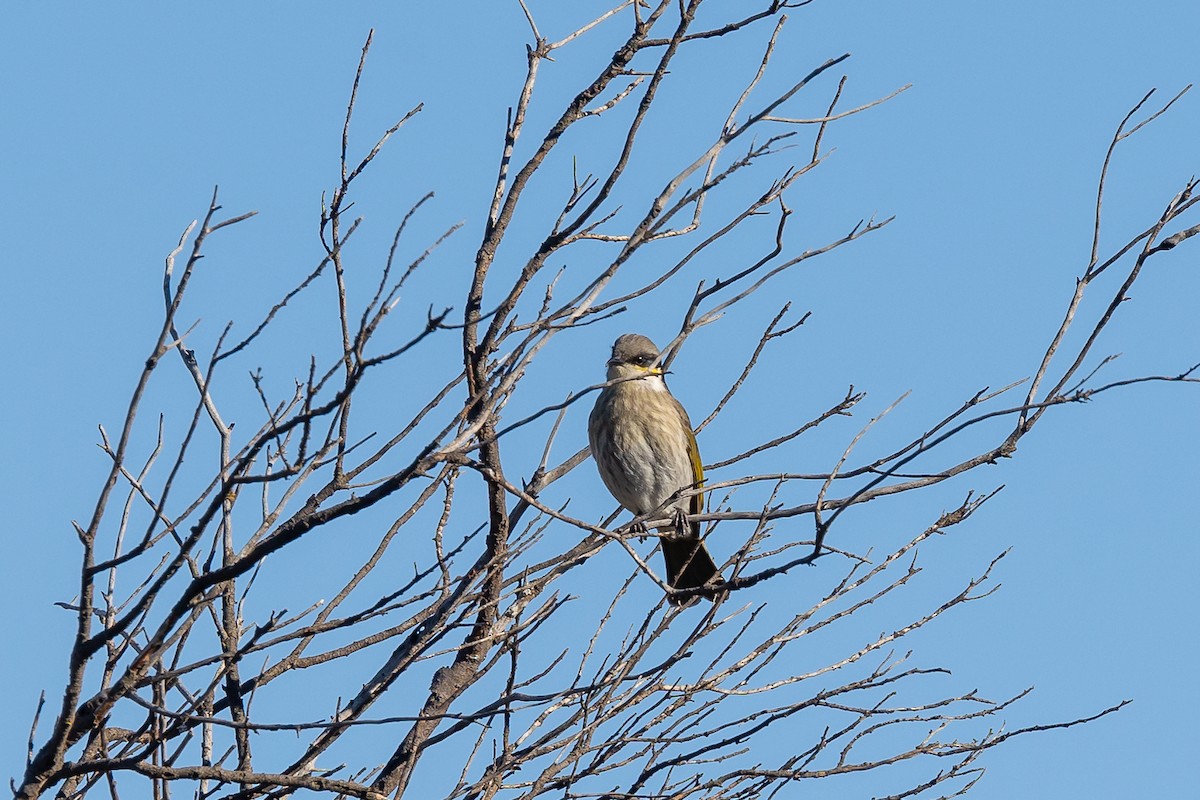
15 4 1198 799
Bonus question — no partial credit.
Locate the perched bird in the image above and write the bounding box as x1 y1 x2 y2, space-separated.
588 333 722 604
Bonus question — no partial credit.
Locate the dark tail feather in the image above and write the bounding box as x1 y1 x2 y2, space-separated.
662 536 722 605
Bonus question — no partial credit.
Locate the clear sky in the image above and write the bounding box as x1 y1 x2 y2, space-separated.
2 3 1197 798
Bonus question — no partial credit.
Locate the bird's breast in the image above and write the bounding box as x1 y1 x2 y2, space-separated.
592 381 695 516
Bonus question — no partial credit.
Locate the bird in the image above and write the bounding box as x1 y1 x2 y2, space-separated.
588 333 723 604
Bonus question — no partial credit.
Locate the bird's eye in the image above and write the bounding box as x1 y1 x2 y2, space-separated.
635 354 654 367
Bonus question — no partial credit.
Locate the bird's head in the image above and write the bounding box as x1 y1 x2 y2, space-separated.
606 333 666 381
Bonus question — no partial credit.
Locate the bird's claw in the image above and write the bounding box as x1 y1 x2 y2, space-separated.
671 508 690 538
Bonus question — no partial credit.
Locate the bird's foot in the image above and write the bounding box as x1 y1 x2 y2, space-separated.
670 507 690 538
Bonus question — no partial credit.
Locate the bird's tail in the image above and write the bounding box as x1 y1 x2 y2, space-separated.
662 536 722 605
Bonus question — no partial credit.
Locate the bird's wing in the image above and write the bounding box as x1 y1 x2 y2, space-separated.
668 393 705 518
684 425 704 518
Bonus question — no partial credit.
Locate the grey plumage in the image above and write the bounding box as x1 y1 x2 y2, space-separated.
588 334 722 604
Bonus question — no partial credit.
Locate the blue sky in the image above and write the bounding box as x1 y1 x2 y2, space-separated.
2 3 1197 797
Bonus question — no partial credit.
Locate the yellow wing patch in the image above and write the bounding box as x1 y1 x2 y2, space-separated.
684 425 704 517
